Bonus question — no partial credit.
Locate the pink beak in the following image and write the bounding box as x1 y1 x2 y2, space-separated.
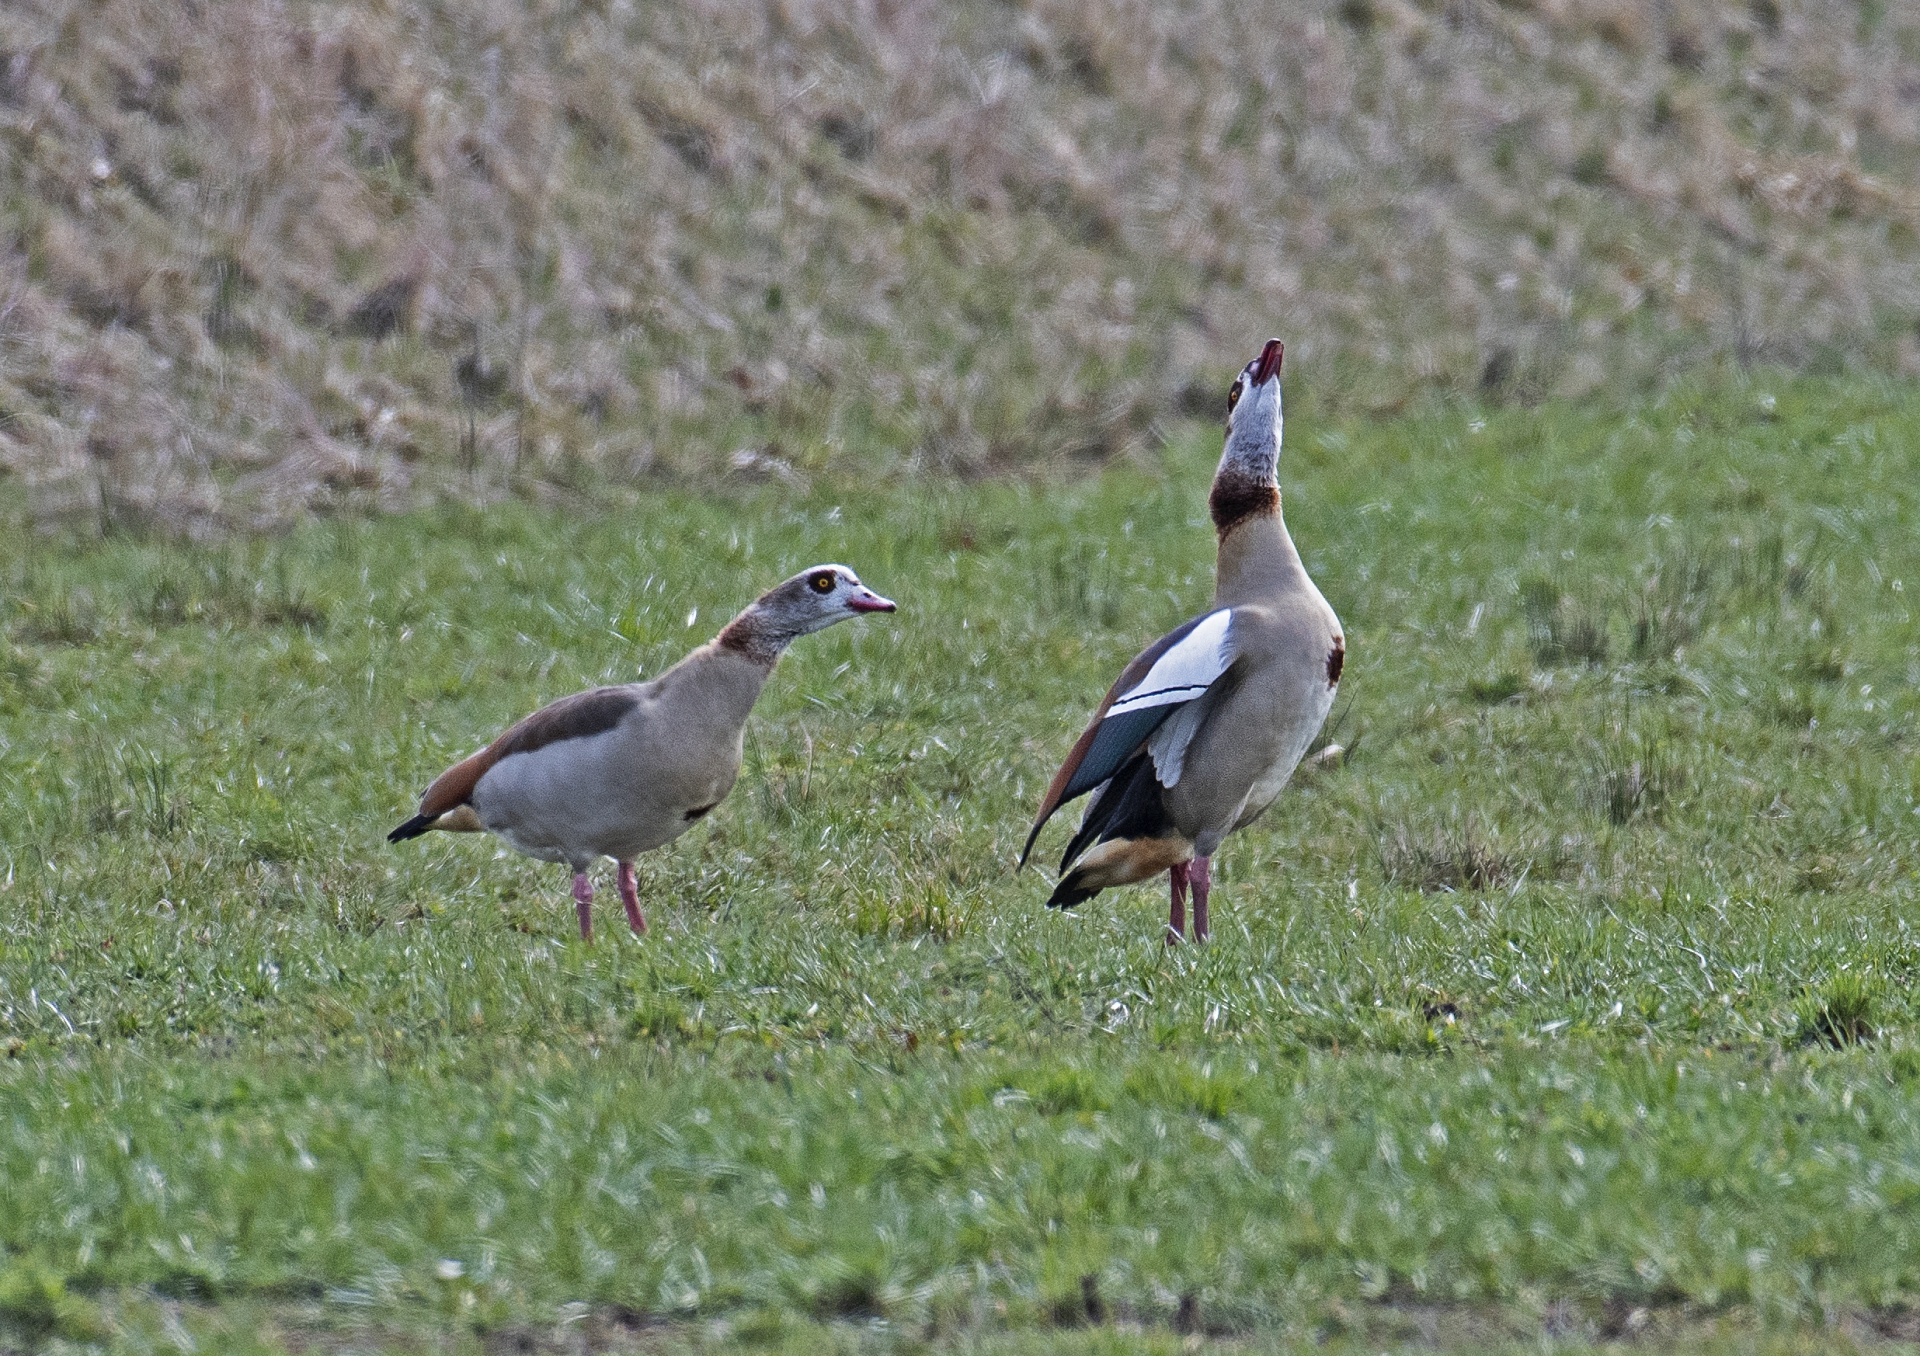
1252 338 1284 385
847 588 896 613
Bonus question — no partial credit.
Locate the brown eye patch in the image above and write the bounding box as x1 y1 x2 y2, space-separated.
809 572 836 593
1226 379 1244 416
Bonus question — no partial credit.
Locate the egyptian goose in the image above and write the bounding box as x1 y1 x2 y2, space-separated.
389 565 896 939
1021 339 1344 943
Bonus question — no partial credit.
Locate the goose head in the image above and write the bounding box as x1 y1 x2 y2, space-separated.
762 565 897 635
1218 338 1283 486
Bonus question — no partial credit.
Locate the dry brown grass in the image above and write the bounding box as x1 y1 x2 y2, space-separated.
2 0 1918 529
1374 818 1582 892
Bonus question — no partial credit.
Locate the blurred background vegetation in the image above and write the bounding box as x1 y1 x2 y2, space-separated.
1 0 1918 531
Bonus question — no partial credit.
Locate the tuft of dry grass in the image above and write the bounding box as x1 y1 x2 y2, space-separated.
1374 819 1577 892
1585 727 1687 824
1522 577 1611 667
3 0 1920 528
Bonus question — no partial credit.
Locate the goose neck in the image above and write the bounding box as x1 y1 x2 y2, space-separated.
1213 508 1309 605
715 607 799 669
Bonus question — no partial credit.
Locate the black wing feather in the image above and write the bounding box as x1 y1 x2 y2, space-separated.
1021 612 1222 866
1057 706 1176 806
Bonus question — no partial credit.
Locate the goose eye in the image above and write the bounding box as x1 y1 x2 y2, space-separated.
1226 380 1244 415
809 572 836 593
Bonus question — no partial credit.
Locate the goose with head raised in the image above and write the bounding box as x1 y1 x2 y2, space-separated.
1022 339 1344 942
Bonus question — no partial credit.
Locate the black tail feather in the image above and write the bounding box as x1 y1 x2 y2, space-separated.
1047 754 1178 909
1047 874 1103 909
387 814 435 843
1058 754 1170 870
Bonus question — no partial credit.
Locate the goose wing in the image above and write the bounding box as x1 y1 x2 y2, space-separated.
388 686 641 840
1020 608 1238 865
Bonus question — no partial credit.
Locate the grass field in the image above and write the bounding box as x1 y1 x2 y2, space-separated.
4 375 1920 1353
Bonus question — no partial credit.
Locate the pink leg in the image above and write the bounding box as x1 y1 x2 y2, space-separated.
1191 856 1212 941
572 871 594 940
617 861 647 935
1167 861 1189 946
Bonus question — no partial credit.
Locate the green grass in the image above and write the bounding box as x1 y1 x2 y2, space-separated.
4 373 1920 1353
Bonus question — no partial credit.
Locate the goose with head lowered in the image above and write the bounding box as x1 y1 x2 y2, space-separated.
1021 339 1344 942
389 566 896 939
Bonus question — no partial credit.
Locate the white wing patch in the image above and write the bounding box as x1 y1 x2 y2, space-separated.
1148 682 1223 788
1105 610 1235 719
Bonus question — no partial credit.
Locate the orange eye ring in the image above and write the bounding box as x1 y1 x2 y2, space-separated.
1226 379 1244 416
809 572 836 593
